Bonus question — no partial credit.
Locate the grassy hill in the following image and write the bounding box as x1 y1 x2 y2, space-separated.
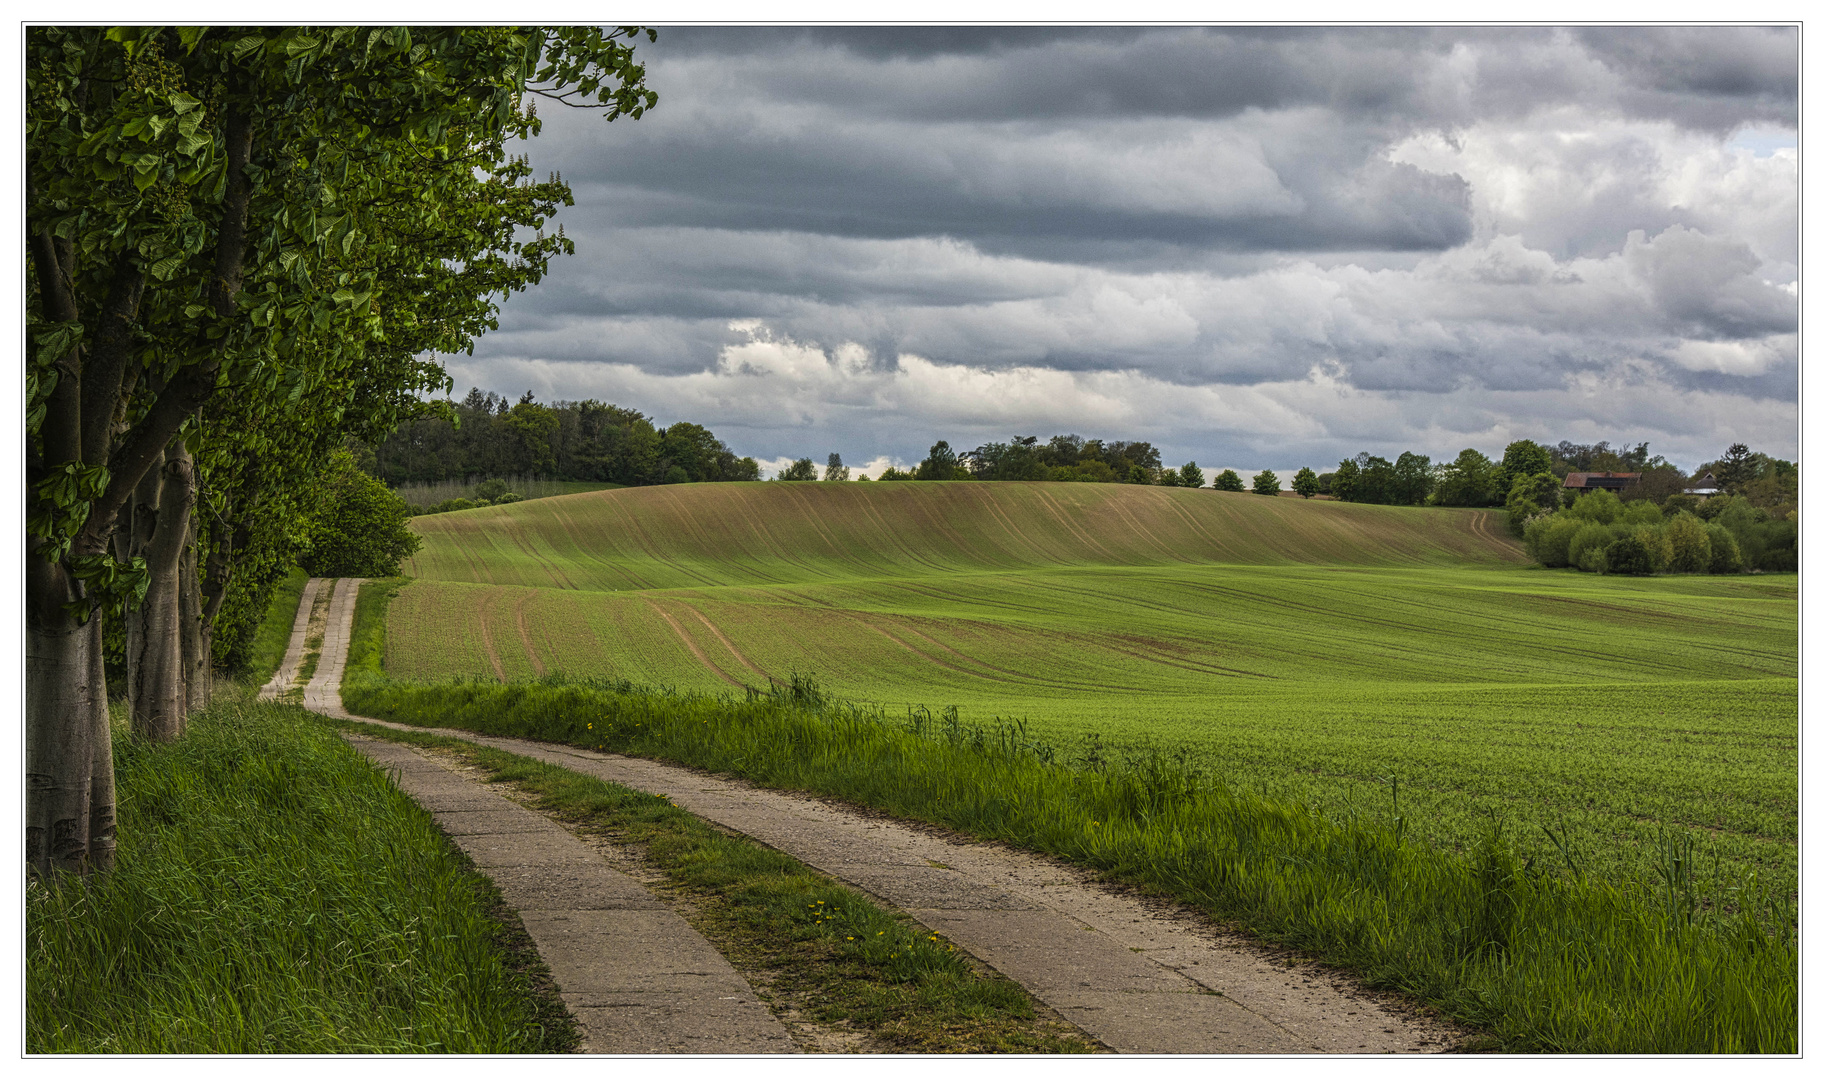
402 480 1526 591
382 479 1795 906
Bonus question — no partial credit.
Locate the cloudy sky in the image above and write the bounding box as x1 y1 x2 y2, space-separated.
449 25 1799 478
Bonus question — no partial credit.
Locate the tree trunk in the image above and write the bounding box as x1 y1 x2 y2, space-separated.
180 506 210 712
25 560 112 878
122 453 162 717
130 445 195 743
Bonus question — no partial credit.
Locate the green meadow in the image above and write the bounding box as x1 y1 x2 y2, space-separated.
388 483 1796 904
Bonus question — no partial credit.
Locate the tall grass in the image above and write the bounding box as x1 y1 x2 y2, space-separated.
240 567 310 686
391 475 618 508
343 665 1795 1054
27 688 574 1053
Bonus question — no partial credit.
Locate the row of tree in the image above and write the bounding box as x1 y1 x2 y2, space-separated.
25 25 658 878
359 387 760 487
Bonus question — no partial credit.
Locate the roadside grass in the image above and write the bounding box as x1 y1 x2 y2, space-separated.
342 668 1796 1054
339 721 1102 1053
243 567 309 686
26 684 578 1053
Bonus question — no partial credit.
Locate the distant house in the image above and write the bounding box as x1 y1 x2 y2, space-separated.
1563 471 1641 494
1684 471 1721 496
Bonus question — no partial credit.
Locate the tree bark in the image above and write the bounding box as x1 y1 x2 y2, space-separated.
122 454 162 715
129 446 195 743
25 560 109 878
180 502 210 712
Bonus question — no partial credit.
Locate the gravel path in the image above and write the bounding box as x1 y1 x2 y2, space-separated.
257 577 324 700
307 578 1467 1054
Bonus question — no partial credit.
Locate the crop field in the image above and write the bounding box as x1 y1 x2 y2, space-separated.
388 482 1797 902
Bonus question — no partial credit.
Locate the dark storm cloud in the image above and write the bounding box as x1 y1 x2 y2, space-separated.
464 25 1797 472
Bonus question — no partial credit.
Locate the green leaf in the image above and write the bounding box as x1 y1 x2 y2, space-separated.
149 252 186 280
176 27 207 53
169 91 203 114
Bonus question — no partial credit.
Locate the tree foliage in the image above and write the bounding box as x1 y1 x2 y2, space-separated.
1252 470 1281 496
25 24 658 877
300 450 421 577
1213 469 1245 492
1292 466 1319 499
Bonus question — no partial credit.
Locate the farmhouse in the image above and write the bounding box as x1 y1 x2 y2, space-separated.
1563 471 1641 494
1684 471 1721 496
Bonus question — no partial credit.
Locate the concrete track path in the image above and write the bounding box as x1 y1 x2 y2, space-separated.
269 579 792 1053
303 578 1463 1055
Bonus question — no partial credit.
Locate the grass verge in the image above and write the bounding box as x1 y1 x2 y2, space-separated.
342 584 1797 1054
339 719 1101 1053
26 685 578 1053
242 567 309 686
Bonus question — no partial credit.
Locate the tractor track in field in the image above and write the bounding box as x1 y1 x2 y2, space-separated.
644 598 750 689
305 578 1476 1056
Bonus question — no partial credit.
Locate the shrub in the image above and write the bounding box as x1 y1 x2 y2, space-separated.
1664 513 1712 574
1563 488 1621 525
1603 534 1654 576
1505 497 1540 536
1524 514 1583 568
1707 524 1745 574
302 450 422 577
1619 500 1663 526
474 478 509 501
1568 523 1615 572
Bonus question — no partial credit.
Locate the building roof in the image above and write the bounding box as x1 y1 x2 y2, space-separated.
1563 471 1642 488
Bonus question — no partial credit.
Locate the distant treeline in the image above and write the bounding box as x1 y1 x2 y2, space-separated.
357 388 760 488
782 435 1207 487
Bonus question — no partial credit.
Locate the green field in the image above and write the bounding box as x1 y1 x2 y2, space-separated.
390 482 1796 901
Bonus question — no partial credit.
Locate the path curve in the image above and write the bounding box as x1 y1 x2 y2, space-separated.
289 579 791 1054
308 579 1467 1055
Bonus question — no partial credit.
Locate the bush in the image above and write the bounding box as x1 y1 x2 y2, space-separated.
1664 513 1712 573
1603 534 1654 575
474 478 509 501
1505 497 1540 537
1619 500 1663 526
1568 523 1615 572
1523 514 1583 568
302 450 422 577
1563 488 1621 526
1707 524 1745 574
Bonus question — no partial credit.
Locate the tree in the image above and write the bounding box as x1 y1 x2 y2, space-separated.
26 25 656 878
1507 471 1563 515
1252 470 1281 496
300 451 422 577
1179 462 1205 489
1434 449 1503 507
1291 467 1318 499
776 458 818 481
1329 458 1359 501
916 440 961 481
1212 469 1244 492
1663 513 1712 574
1392 452 1434 505
823 453 850 482
1501 440 1553 493
1603 534 1655 576
1715 443 1757 494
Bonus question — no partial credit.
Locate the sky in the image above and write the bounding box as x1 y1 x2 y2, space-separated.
445 24 1799 479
